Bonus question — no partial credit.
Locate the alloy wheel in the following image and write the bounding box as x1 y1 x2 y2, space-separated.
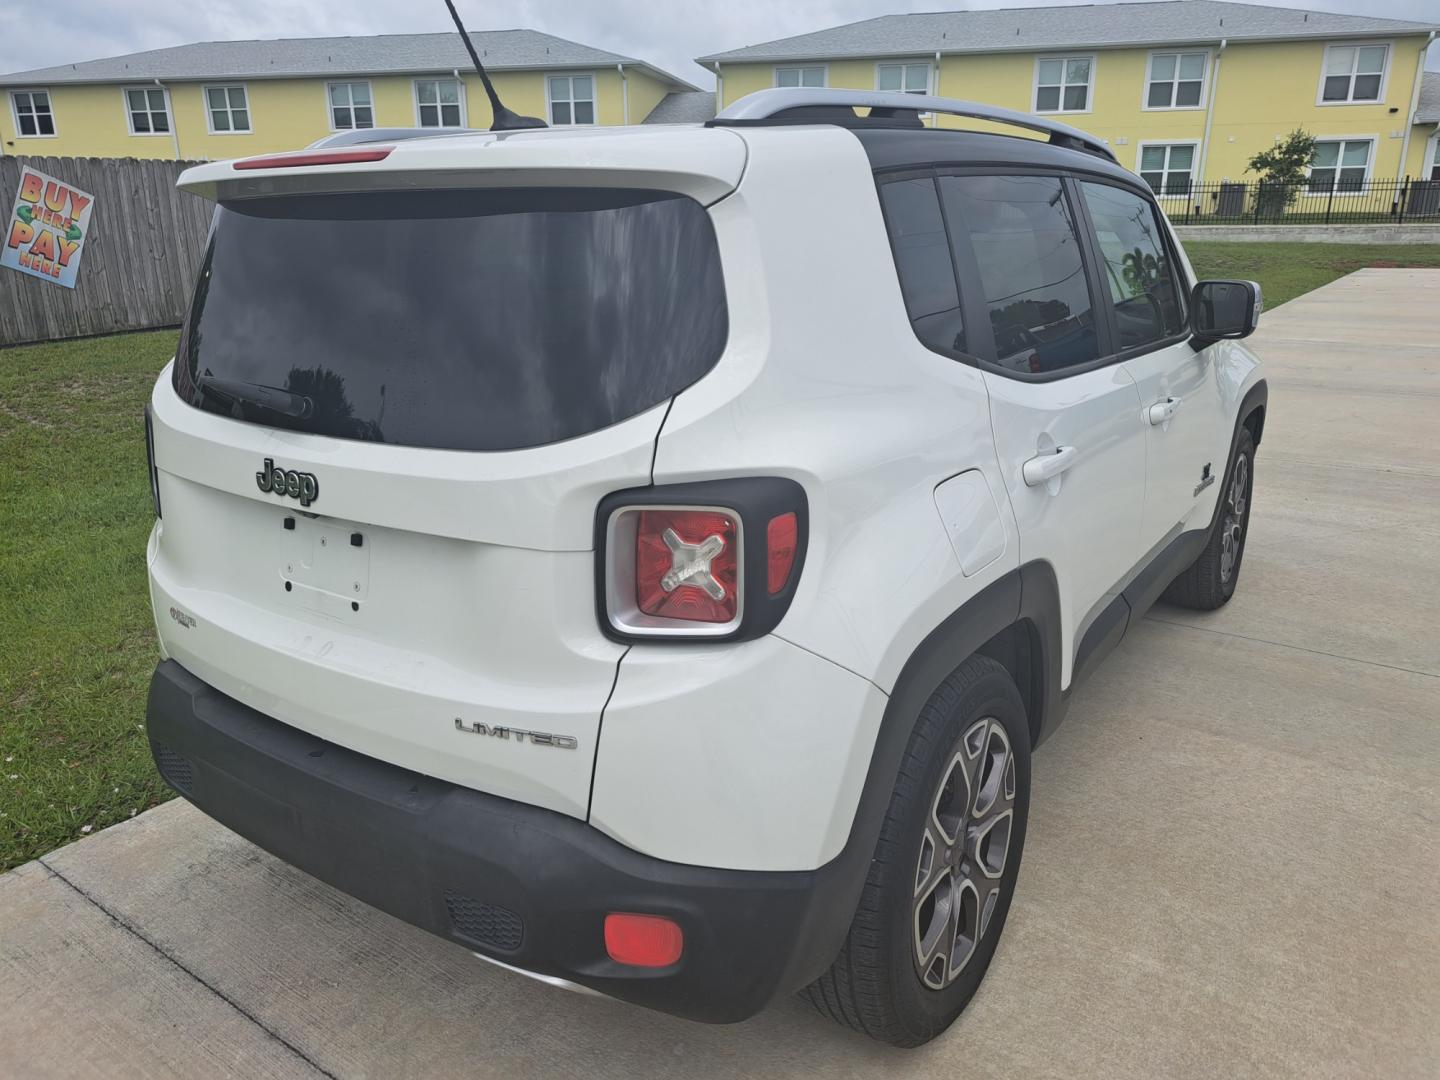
1220 453 1249 584
912 717 1016 991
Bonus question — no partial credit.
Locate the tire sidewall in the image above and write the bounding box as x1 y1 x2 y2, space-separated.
1220 430 1256 600
882 667 1032 1042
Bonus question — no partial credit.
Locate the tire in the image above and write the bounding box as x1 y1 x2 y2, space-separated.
803 655 1031 1047
1162 428 1256 611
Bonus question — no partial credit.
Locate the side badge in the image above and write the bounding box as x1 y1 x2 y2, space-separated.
1193 463 1215 498
454 717 578 750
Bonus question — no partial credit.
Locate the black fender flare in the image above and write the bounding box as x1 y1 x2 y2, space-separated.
1239 379 1267 449
808 381 1267 977
801 561 1062 988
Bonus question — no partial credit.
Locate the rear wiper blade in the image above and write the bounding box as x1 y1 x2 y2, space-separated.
196 375 313 419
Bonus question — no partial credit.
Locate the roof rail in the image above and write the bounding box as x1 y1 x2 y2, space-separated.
306 127 479 149
708 88 1116 162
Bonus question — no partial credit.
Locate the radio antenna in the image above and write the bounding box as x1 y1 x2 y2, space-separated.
441 0 547 131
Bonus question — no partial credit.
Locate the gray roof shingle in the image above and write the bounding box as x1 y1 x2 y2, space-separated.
698 1 1439 63
0 29 698 90
642 89 717 124
1418 72 1440 124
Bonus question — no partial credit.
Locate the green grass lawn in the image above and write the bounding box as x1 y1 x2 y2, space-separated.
1 329 179 870
1185 241 1440 308
1 240 1437 871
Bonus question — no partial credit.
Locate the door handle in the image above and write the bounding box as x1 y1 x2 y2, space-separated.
1022 445 1078 487
1148 397 1180 426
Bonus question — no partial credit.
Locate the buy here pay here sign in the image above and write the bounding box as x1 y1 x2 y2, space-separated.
2 166 94 289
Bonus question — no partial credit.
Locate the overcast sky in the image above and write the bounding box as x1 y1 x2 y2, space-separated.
4 0 1437 87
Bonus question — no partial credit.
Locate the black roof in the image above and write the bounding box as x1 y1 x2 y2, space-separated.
852 127 1137 185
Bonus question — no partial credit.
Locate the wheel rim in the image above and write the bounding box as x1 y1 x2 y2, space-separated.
912 717 1016 991
1220 452 1249 584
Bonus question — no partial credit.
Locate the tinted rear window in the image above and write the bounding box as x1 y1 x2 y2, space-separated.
174 189 727 451
939 175 1099 375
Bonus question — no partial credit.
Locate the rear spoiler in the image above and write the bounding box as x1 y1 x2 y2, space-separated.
173 127 746 205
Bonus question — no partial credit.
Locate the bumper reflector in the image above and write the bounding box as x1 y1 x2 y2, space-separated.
604 912 684 968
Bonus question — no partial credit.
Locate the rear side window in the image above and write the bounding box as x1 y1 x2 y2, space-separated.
878 178 967 357
939 175 1099 376
1078 181 1185 351
174 189 727 452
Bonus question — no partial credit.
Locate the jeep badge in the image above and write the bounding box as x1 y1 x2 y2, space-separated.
256 458 319 507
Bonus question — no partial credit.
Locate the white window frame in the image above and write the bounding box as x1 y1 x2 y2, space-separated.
203 84 251 134
1033 54 1095 115
773 65 827 89
875 60 931 96
545 73 598 127
1428 131 1440 180
412 77 466 128
121 85 172 137
326 80 375 132
10 89 56 138
1135 142 1200 198
1303 135 1377 195
1316 41 1392 106
1142 50 1210 111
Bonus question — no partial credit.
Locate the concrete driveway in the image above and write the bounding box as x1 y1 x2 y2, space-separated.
4 269 1438 1079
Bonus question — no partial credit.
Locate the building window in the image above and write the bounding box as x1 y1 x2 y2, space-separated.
1308 139 1372 192
878 62 930 95
775 66 825 88
11 90 55 136
547 75 595 125
1320 44 1388 103
1430 137 1440 182
1035 56 1093 113
415 79 463 127
205 85 250 133
328 82 374 129
124 87 170 135
1146 52 1206 109
1138 144 1196 195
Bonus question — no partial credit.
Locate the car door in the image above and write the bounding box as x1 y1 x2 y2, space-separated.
1075 179 1228 548
938 172 1146 689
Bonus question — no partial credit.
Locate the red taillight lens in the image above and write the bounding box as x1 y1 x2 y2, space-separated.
766 512 798 594
233 147 394 170
604 913 683 968
634 508 739 624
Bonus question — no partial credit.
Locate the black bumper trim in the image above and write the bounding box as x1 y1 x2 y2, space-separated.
145 660 863 1023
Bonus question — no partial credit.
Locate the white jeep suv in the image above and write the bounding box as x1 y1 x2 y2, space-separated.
143 88 1266 1047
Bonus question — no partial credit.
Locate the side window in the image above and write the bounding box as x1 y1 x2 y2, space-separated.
878 178 967 357
1078 182 1185 351
939 174 1098 375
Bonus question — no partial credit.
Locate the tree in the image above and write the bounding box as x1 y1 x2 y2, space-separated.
1122 247 1161 294
1246 129 1317 214
1247 129 1319 186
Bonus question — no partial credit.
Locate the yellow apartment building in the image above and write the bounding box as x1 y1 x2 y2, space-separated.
0 29 702 160
699 1 1440 191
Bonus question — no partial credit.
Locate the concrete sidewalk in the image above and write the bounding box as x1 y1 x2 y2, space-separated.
4 270 1438 1079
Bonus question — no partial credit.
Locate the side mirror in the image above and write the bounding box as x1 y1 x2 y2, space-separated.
1190 279 1262 344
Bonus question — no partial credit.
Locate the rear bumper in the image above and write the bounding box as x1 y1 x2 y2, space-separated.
146 660 863 1023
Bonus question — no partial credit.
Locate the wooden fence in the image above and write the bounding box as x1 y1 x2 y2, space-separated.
0 156 212 346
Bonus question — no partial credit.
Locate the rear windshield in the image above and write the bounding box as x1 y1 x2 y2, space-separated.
174 188 728 451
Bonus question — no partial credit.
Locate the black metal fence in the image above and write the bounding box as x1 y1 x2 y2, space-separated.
1152 177 1440 226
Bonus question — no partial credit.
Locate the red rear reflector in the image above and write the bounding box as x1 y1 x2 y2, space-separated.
635 508 739 623
233 147 394 170
604 913 683 968
766 512 798 594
